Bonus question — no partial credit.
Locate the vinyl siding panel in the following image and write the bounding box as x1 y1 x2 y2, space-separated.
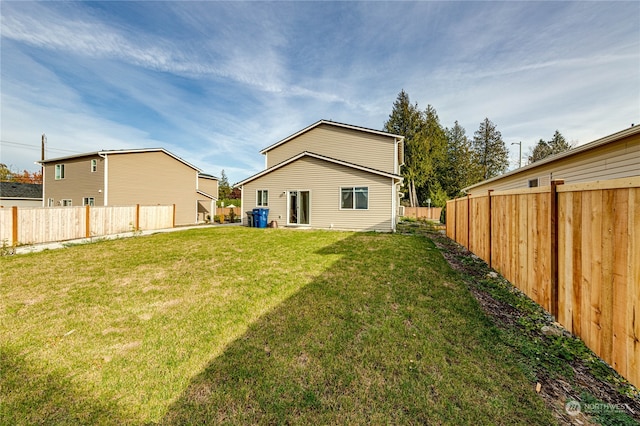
198 177 218 198
43 155 105 206
243 156 394 232
266 124 397 174
107 152 198 225
467 136 640 195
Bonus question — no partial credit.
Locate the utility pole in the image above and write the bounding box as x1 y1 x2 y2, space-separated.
41 133 46 161
511 141 522 168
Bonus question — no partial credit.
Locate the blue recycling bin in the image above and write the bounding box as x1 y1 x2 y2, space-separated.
253 208 269 228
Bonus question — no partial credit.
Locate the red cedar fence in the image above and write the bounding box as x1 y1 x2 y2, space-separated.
0 204 175 246
446 176 640 389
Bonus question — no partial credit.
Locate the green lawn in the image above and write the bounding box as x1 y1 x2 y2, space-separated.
1 227 553 424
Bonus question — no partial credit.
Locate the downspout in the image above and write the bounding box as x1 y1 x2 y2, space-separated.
391 177 397 232
98 152 108 205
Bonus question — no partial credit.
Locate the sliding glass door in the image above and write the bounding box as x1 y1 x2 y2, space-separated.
288 191 310 225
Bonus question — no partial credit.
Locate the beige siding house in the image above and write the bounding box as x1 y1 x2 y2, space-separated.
39 148 217 225
236 120 404 232
464 125 640 195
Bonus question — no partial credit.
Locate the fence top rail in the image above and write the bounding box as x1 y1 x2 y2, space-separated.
556 176 640 193
490 186 552 196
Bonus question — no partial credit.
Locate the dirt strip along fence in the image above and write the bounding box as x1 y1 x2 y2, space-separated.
446 176 640 389
0 204 175 246
403 207 442 221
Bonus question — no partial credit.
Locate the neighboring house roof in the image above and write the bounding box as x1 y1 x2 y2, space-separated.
235 151 404 187
37 148 202 172
259 119 405 154
0 182 43 199
463 125 640 192
198 173 219 180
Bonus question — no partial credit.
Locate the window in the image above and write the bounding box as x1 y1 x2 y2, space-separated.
83 197 95 206
61 199 72 206
341 187 368 210
91 159 97 172
257 190 268 206
48 198 54 207
528 178 539 188
55 164 65 180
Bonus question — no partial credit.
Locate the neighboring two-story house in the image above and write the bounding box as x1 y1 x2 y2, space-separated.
38 148 218 226
235 120 404 232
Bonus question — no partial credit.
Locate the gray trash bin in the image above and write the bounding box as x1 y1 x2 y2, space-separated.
245 211 254 227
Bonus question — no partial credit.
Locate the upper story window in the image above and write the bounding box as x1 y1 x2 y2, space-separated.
61 199 72 206
341 187 368 210
83 197 95 206
257 190 268 207
91 159 97 172
55 164 65 180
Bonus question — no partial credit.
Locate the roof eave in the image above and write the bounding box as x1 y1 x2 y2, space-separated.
463 125 640 192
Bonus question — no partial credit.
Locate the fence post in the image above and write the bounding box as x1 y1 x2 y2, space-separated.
172 204 176 228
453 198 458 242
550 179 564 319
85 205 91 238
467 194 471 250
136 204 140 231
12 206 18 246
488 190 494 268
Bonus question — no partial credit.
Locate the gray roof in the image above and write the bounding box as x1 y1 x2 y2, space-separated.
0 182 43 199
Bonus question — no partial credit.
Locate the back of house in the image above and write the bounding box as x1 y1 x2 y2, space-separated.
237 120 404 232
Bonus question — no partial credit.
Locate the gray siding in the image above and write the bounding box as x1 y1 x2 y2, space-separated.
243 156 394 232
265 124 397 174
43 155 105 206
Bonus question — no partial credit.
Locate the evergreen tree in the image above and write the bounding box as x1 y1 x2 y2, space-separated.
528 130 571 163
442 121 480 197
384 90 425 207
421 105 448 206
472 118 509 180
219 170 231 199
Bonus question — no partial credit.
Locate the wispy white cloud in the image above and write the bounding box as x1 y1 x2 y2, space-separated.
1 1 638 183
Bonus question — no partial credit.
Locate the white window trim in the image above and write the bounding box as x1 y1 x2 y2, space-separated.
339 186 369 210
55 164 65 180
256 189 269 207
83 197 95 206
61 199 72 206
91 159 97 172
48 198 54 207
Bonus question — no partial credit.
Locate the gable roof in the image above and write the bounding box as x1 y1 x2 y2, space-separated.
235 151 403 187
463 124 640 192
259 120 405 155
0 182 43 199
198 173 219 181
37 148 202 172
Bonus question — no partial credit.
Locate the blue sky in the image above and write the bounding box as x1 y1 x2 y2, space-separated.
1 1 639 184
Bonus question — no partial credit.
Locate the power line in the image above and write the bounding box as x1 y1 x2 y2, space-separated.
0 139 83 155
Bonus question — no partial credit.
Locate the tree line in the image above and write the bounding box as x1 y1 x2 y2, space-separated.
0 163 43 184
383 90 571 207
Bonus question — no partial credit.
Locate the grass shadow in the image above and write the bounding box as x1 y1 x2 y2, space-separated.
1 345 130 425
159 231 554 425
